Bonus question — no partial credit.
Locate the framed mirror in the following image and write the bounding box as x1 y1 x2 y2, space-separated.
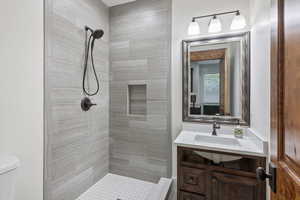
182 32 250 125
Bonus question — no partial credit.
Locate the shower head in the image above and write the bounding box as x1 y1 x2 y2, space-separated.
92 29 104 39
85 26 104 39
91 29 104 49
85 26 104 49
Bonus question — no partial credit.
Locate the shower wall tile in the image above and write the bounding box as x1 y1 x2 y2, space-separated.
109 0 171 183
51 168 94 200
45 0 109 200
147 100 169 115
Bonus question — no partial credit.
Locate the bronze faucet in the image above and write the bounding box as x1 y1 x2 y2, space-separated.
212 120 220 136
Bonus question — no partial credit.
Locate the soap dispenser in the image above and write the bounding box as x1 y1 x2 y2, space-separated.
234 120 244 138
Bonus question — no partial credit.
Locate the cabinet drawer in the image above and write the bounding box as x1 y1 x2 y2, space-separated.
179 191 205 200
180 167 207 194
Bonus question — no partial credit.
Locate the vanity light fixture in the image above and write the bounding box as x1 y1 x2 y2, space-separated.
208 15 222 33
231 11 247 30
187 10 247 35
188 19 201 36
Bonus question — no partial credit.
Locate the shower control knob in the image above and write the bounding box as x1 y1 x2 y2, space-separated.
81 97 97 111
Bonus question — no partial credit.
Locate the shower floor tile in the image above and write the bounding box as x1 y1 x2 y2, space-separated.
76 173 160 200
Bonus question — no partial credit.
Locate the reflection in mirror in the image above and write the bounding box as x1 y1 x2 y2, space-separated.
182 32 250 125
189 42 241 117
190 59 222 116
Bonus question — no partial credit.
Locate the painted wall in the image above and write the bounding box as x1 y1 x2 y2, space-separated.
249 0 271 142
171 0 250 178
249 0 271 199
109 0 172 183
0 1 44 200
44 0 110 199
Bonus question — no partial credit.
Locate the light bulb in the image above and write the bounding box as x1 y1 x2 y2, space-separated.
188 20 200 36
231 12 247 30
208 16 222 33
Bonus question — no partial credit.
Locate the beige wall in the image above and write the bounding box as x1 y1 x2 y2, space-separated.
0 1 44 200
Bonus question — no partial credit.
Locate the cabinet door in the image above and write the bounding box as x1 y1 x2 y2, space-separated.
179 191 206 200
180 167 207 195
211 172 264 200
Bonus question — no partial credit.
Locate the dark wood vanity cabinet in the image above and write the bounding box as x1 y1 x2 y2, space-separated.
210 172 262 200
177 147 266 200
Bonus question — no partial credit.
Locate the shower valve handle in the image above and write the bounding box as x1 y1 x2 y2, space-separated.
81 97 97 111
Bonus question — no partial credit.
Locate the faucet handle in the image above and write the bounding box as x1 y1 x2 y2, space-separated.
213 113 221 120
214 121 221 128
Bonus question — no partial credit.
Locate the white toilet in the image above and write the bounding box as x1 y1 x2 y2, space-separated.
0 155 20 200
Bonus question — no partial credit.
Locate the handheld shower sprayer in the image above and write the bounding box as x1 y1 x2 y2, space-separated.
85 26 104 42
91 30 104 49
81 26 104 111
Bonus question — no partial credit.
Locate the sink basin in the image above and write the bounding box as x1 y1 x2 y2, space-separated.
193 151 242 164
174 130 267 158
194 134 240 147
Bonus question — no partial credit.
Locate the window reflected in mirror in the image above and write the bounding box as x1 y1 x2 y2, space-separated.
190 58 221 116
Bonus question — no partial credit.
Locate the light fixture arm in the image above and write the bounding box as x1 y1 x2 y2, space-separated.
192 10 240 21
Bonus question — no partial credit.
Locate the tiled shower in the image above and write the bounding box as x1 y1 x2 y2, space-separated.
109 0 172 183
44 0 171 199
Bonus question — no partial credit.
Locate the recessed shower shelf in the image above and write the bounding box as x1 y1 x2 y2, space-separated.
127 84 147 116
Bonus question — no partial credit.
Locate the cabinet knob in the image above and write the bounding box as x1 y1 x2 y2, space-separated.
256 167 272 181
256 163 277 193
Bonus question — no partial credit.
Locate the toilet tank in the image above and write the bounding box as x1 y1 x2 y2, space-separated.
0 156 20 200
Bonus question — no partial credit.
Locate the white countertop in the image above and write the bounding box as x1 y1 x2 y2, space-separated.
174 130 267 157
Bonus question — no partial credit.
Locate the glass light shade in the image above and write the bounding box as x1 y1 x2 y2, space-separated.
231 14 247 30
208 17 222 33
188 21 200 36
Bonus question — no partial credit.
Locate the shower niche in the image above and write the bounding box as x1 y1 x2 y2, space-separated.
127 83 147 116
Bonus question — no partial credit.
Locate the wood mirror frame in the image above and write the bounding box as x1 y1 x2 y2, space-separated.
182 32 250 125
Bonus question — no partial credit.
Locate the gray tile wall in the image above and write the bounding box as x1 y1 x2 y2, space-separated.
109 0 172 183
44 0 109 199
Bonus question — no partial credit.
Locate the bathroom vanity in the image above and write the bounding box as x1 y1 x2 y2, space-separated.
177 32 267 200
175 131 267 200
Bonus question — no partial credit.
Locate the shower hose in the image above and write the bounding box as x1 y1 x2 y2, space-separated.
82 30 100 96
